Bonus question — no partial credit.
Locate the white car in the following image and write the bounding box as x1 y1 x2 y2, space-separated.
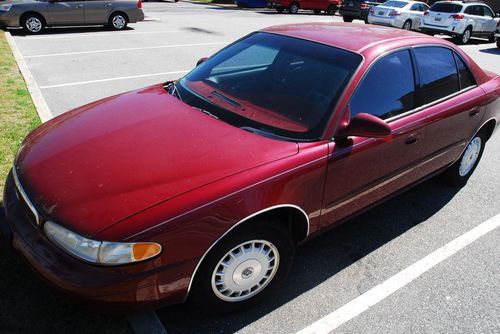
496 20 500 48
368 0 429 30
420 1 500 44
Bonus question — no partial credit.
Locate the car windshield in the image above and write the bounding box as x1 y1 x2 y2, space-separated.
176 32 362 141
383 1 408 8
430 3 462 13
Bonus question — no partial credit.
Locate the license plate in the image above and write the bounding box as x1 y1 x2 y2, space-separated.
435 17 442 21
378 11 384 15
348 3 354 7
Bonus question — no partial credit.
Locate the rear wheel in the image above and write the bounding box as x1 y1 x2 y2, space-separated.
276 7 284 13
343 15 354 22
445 131 486 186
327 5 337 15
402 20 412 30
109 12 128 30
288 2 299 14
190 222 295 314
455 27 471 45
21 14 45 34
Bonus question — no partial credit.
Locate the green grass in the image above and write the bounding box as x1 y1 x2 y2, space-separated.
0 30 41 196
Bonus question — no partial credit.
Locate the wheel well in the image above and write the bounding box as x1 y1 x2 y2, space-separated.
479 119 497 141
20 12 46 26
109 11 129 23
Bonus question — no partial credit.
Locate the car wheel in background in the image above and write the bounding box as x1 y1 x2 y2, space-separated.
109 12 128 30
455 27 472 45
403 20 412 30
497 38 500 48
487 33 495 43
21 14 45 34
327 5 337 15
276 7 284 13
343 16 354 22
314 9 321 14
190 222 295 314
288 2 299 14
445 131 486 186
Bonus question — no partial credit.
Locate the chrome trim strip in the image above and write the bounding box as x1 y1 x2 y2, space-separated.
12 166 41 226
183 204 309 302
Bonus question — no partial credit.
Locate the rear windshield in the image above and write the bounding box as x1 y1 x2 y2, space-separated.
383 1 408 8
430 3 462 13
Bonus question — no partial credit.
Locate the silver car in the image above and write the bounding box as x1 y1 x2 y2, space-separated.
368 0 429 30
0 0 144 33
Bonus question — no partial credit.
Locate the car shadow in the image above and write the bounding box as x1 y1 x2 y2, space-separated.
8 26 135 37
479 47 500 55
156 176 461 333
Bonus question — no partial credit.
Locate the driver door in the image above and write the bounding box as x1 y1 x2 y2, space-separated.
47 0 85 25
321 49 427 227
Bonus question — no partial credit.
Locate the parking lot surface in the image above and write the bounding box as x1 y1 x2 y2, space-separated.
2 1 500 333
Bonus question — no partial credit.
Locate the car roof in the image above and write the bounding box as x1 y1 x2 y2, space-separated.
261 22 430 54
432 1 487 6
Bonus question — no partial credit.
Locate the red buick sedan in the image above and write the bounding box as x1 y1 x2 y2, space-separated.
2 23 499 313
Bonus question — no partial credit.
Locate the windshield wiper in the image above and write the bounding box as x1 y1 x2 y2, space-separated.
196 108 219 120
164 81 182 101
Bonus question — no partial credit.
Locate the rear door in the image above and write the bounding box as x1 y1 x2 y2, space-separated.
480 5 498 33
412 46 485 179
84 0 113 24
46 0 85 25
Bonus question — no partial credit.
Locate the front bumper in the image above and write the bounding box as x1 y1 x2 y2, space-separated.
0 11 19 27
2 171 187 311
368 15 399 28
339 7 369 19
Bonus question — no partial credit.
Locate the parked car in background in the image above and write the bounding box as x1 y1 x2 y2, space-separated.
0 0 144 33
340 0 386 22
368 0 429 30
236 0 268 7
3 23 499 313
496 20 500 47
420 1 499 44
270 0 340 14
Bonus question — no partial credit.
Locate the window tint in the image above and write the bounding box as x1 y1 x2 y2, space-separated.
482 6 494 17
383 1 407 8
410 4 419 10
350 50 415 120
430 3 462 13
414 47 459 105
454 53 475 90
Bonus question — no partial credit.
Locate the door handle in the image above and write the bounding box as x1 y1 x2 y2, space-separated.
405 135 418 145
469 108 480 117
76 3 84 8
105 3 112 6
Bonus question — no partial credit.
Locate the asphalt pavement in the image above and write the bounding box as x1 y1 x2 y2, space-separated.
4 1 500 333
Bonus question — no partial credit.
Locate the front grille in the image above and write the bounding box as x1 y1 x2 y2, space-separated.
12 167 42 227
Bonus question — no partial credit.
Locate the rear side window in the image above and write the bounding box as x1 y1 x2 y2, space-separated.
454 53 476 90
414 47 459 106
482 6 494 17
350 50 415 120
430 3 462 13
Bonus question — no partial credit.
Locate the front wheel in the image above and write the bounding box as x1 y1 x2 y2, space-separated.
109 13 128 30
343 16 354 22
190 223 295 314
314 9 321 15
21 14 45 34
402 20 412 30
276 7 284 13
288 2 299 14
327 5 337 15
445 131 486 186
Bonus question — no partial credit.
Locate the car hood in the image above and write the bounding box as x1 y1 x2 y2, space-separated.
15 84 298 237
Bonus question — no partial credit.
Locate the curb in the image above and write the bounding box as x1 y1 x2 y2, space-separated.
5 31 53 123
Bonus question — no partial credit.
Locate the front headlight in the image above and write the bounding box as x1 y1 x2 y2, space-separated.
0 4 13 11
44 221 162 265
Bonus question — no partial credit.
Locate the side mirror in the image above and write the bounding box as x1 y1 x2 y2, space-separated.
196 57 208 66
337 113 391 139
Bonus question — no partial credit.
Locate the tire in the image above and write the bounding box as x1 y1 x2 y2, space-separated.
190 222 295 314
288 2 299 14
497 38 500 49
402 20 412 30
487 33 495 43
327 5 337 15
343 16 354 22
455 27 472 45
445 131 486 186
21 13 45 34
108 12 128 30
276 7 284 13
314 9 321 15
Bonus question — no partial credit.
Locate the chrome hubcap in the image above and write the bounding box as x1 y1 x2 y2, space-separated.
459 137 481 177
463 30 470 43
26 18 42 32
112 15 126 29
211 240 279 302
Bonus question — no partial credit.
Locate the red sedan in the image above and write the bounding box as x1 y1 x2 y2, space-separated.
2 23 499 313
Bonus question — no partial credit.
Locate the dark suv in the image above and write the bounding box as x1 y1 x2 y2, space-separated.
340 0 386 22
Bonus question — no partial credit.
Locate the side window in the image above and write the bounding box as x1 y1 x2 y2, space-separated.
464 6 474 15
414 47 460 106
350 50 415 120
410 4 419 11
454 53 476 90
482 6 494 18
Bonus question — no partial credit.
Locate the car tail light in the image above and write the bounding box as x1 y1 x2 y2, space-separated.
423 10 429 16
450 14 464 20
137 0 142 8
389 10 401 16
360 2 369 10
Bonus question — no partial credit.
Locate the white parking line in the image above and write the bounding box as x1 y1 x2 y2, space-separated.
296 213 500 334
14 30 181 40
24 41 230 58
39 70 190 89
